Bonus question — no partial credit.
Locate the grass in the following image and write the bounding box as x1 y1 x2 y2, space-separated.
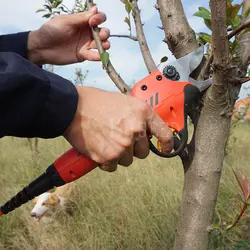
0 124 249 250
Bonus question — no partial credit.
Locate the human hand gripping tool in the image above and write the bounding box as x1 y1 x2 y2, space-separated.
0 46 212 216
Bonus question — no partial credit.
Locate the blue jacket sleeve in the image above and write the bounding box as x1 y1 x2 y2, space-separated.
0 52 78 139
0 32 30 59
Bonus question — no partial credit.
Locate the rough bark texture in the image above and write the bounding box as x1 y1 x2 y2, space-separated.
158 0 239 249
157 0 198 58
173 1 238 249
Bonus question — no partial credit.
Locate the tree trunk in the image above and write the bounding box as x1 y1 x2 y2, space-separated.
158 0 240 249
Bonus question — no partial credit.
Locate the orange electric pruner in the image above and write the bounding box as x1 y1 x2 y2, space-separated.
132 45 212 157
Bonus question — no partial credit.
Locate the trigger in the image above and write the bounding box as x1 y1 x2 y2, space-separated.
157 140 162 152
157 128 175 152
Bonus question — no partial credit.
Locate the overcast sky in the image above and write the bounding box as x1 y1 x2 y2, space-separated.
0 0 248 99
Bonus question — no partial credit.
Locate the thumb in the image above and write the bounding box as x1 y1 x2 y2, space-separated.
67 6 98 25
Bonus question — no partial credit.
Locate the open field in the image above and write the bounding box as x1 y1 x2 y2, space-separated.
0 124 249 250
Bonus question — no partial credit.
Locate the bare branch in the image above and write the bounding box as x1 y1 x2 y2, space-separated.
241 77 250 83
132 0 156 73
86 1 131 94
228 20 250 40
110 34 138 41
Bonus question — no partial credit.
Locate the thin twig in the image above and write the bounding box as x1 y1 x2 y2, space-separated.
226 203 248 231
241 77 250 84
86 1 131 94
110 34 138 41
132 0 157 73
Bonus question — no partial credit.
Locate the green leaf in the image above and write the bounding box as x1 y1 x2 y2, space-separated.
54 0 63 8
100 52 109 67
244 6 250 18
204 19 212 30
43 4 52 13
231 15 241 28
36 8 46 13
230 39 240 52
124 17 131 29
42 13 52 19
120 0 128 4
160 56 168 63
193 10 211 20
198 7 211 15
198 32 212 43
125 2 133 13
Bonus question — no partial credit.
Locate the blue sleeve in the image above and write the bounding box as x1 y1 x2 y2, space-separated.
0 52 78 139
0 32 30 59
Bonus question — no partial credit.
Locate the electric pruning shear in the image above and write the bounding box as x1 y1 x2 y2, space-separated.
0 45 212 216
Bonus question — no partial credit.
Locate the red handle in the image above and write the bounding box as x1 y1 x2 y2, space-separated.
53 148 98 183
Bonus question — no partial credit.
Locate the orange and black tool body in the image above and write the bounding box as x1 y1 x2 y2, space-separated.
0 69 201 216
132 69 201 157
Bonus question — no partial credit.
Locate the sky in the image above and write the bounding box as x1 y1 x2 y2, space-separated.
0 0 249 99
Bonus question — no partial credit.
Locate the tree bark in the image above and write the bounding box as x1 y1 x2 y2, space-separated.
132 0 156 73
157 0 239 249
238 0 250 75
157 0 198 58
173 1 239 248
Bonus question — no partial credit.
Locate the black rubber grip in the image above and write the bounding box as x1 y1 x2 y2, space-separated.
0 164 65 215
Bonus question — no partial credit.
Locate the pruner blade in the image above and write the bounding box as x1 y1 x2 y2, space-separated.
188 77 212 93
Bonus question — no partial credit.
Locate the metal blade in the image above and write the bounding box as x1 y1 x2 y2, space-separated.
188 77 212 93
158 45 204 82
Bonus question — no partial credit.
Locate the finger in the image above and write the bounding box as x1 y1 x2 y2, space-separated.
89 11 107 26
89 39 110 49
147 110 173 152
89 28 110 44
134 136 150 159
118 146 134 167
99 161 118 172
66 6 98 25
80 42 110 61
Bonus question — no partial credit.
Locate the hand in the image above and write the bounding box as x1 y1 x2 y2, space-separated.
28 6 110 65
63 86 173 172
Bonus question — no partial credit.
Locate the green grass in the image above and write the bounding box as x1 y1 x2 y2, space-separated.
0 124 249 250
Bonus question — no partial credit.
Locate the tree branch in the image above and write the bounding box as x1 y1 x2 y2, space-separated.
237 0 250 75
200 19 250 80
86 1 131 94
241 77 250 83
132 0 156 73
157 0 198 58
110 34 138 41
228 20 250 40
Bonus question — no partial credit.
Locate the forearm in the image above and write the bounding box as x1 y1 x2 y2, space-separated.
0 52 78 138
